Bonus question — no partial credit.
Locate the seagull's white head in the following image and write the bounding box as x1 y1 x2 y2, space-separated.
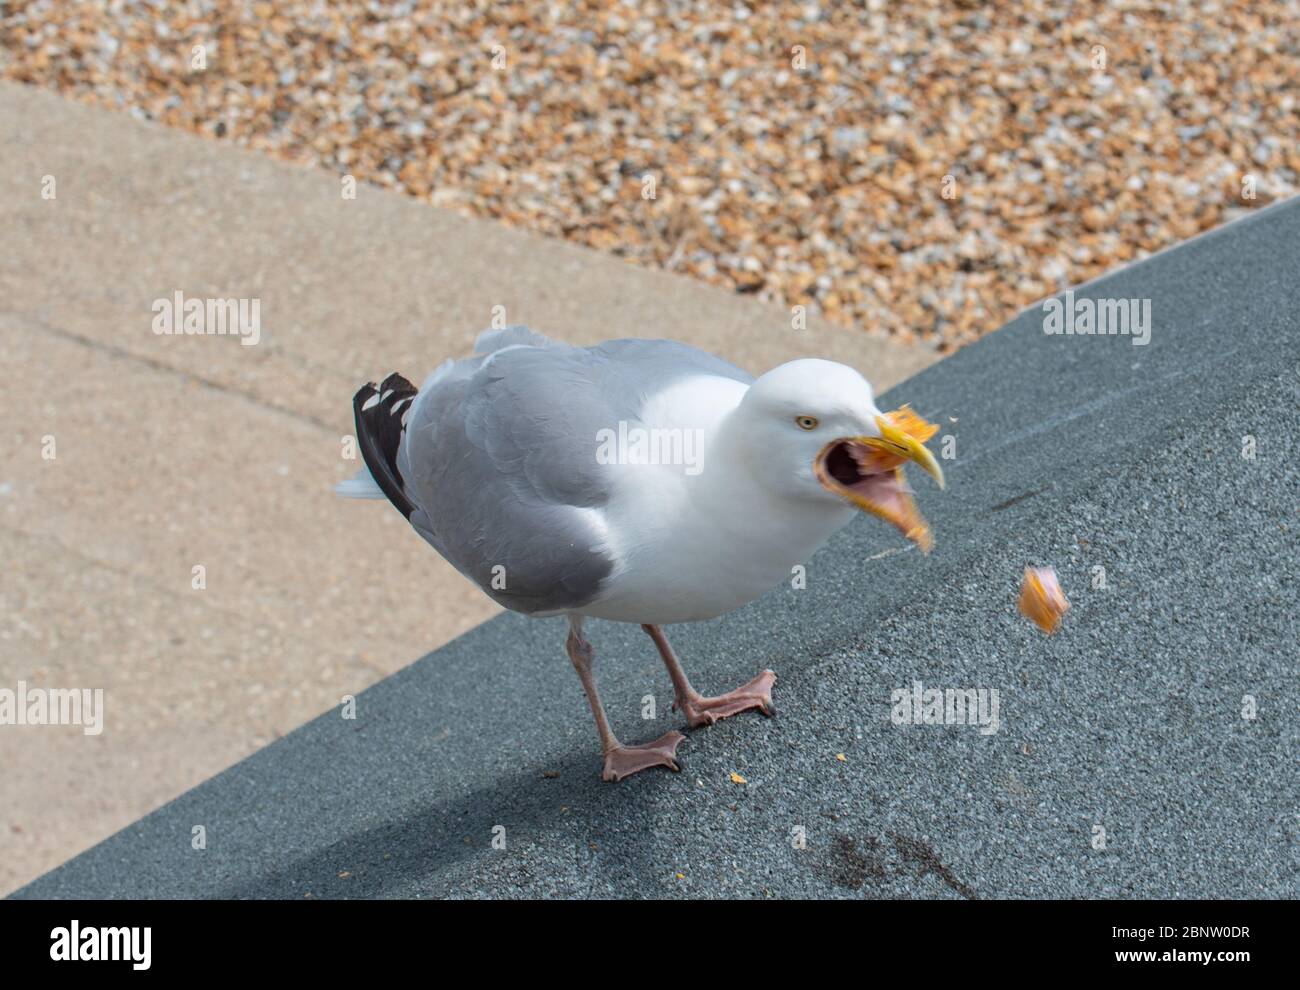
735 358 944 551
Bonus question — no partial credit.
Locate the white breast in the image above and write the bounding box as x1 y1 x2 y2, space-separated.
581 376 855 624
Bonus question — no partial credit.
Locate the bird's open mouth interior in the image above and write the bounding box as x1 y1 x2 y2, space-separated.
818 440 910 504
814 439 933 552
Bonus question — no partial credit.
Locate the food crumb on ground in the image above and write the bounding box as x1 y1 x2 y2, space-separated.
1019 566 1070 634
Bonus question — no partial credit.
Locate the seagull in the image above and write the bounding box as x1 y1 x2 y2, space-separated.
337 326 943 781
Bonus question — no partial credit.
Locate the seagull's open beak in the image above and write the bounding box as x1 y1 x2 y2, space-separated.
813 408 945 553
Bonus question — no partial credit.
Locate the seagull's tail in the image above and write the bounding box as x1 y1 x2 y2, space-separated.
337 373 418 520
333 463 385 499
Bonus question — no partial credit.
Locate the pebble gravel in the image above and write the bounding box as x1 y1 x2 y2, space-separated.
3 0 1296 349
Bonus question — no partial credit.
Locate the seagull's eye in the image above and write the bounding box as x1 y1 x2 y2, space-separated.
795 415 819 431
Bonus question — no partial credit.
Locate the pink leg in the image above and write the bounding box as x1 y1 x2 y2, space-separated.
642 624 776 729
566 619 684 782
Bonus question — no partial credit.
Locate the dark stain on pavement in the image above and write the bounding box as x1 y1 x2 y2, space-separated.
826 834 887 890
990 486 1050 512
889 831 978 900
822 831 976 899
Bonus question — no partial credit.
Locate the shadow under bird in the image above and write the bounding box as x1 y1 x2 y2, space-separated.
338 326 944 781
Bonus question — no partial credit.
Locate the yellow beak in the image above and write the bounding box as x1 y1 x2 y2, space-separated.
812 405 945 554
857 414 946 490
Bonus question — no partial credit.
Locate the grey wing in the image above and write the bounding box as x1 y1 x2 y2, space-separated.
396 328 752 614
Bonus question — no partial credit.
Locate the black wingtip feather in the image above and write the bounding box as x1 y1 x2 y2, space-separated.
352 373 418 519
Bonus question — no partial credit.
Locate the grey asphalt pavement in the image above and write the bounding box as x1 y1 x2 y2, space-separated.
15 199 1299 899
